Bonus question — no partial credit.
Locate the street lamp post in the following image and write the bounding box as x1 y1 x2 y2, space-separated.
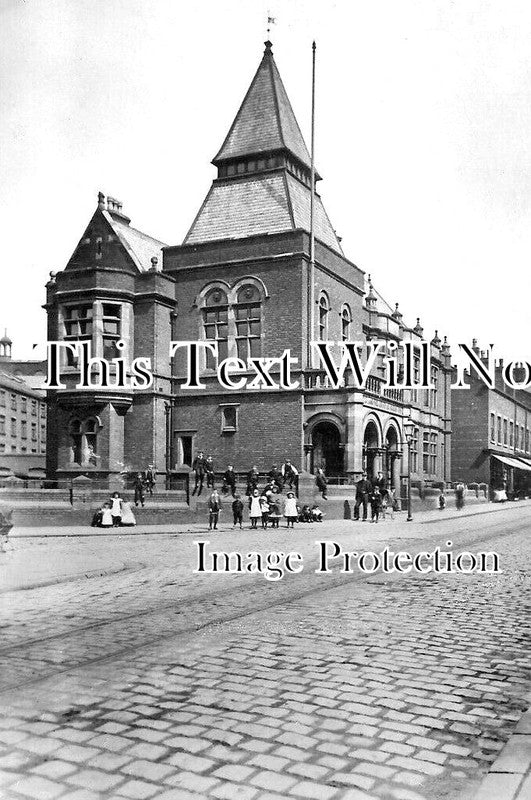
403 418 415 522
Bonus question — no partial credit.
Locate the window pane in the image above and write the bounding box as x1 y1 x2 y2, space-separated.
236 339 246 360
218 340 228 362
103 339 119 360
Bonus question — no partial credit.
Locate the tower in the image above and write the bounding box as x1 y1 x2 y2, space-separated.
45 194 175 483
0 331 12 361
163 41 366 473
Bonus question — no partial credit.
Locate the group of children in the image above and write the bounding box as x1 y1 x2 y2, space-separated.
208 486 323 531
91 492 137 528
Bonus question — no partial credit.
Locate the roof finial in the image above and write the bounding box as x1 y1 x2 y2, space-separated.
392 302 403 322
365 275 377 310
266 13 276 40
431 329 441 347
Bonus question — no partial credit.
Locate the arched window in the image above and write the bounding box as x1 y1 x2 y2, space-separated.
203 288 229 370
68 417 100 466
68 419 83 465
85 418 99 465
341 304 352 341
235 284 261 360
198 279 267 369
318 293 330 340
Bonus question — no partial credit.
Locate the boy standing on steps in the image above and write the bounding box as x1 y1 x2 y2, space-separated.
208 489 222 530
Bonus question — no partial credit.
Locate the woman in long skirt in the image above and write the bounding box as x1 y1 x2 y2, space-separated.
121 500 136 527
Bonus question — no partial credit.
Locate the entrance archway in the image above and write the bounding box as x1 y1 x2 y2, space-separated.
363 420 381 479
311 421 344 476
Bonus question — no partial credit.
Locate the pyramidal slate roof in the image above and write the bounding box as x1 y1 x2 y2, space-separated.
213 41 312 169
184 172 341 252
107 212 167 272
67 197 167 274
184 43 343 254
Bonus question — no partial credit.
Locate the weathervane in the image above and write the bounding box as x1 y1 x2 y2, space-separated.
266 13 276 38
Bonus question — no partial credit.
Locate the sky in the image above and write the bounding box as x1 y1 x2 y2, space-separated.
1 0 530 365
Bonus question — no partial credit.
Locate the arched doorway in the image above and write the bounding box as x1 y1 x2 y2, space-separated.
363 420 380 479
311 421 344 476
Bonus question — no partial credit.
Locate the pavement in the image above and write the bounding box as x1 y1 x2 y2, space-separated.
2 500 528 595
0 501 529 800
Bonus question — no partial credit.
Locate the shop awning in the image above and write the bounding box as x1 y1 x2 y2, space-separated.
492 454 531 472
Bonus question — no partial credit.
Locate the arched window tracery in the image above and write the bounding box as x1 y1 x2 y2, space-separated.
341 304 352 341
202 287 229 369
318 292 330 340
235 284 262 361
198 279 267 368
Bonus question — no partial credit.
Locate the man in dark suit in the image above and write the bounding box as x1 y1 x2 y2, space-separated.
353 472 372 521
373 471 388 501
205 456 215 489
133 473 145 508
267 464 283 490
192 451 207 496
222 465 237 497
246 465 260 496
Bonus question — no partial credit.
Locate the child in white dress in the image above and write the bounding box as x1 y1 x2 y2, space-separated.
110 492 123 527
284 492 298 528
249 489 261 529
121 501 136 526
259 495 270 528
101 503 113 528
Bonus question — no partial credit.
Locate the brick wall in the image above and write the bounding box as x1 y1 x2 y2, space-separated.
173 391 304 473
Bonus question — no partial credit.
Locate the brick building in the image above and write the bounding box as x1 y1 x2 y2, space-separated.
44 197 175 485
452 343 531 497
45 41 452 495
0 333 47 478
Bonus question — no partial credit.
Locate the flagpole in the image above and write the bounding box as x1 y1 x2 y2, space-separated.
308 41 316 369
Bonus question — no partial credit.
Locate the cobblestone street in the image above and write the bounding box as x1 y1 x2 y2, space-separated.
0 505 530 800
